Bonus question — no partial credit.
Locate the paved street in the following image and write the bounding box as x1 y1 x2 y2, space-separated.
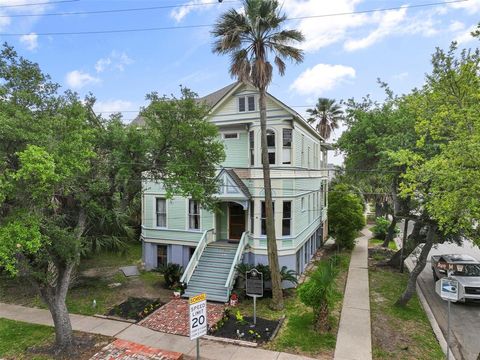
402 222 480 360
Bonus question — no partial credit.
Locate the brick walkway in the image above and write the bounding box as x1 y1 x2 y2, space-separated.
139 298 225 336
90 339 183 360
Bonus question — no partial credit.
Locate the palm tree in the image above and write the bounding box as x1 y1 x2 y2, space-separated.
307 98 343 140
212 0 304 310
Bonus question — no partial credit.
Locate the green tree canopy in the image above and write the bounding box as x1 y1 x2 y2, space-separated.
0 44 224 351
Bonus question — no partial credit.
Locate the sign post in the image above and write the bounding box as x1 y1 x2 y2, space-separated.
246 268 263 325
435 274 459 360
189 293 207 360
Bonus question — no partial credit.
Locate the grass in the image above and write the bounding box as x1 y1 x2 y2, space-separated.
0 241 170 317
0 318 54 360
369 238 397 250
234 250 351 357
369 263 444 359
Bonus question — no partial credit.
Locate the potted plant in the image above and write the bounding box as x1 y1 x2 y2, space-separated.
172 283 184 298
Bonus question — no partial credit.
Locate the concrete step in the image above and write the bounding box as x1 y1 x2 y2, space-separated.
189 275 228 287
185 286 228 298
200 255 236 264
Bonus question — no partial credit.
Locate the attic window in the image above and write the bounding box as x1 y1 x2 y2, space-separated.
223 133 239 139
239 95 255 112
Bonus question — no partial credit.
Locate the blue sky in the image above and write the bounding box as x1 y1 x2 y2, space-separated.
1 0 479 163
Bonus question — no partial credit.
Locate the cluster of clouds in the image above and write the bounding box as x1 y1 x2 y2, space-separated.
172 0 480 97
65 51 134 89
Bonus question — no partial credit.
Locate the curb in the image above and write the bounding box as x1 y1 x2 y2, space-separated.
395 236 457 360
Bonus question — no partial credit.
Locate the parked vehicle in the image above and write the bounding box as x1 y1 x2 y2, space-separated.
431 254 480 302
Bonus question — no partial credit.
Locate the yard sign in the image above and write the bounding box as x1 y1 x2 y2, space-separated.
189 293 207 340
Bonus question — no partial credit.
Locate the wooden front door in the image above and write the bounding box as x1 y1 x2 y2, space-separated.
229 203 245 241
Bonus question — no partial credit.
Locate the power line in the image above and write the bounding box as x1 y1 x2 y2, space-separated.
0 0 239 18
0 0 468 37
0 0 78 9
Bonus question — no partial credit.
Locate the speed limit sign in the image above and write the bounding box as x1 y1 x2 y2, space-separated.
189 293 207 340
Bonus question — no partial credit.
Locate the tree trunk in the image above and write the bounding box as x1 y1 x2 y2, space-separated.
314 301 330 333
382 216 398 247
39 263 75 352
386 220 424 268
395 224 435 307
375 201 383 218
259 88 284 311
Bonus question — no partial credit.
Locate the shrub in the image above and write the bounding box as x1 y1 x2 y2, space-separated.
371 217 390 240
298 257 339 333
157 263 183 289
328 184 365 249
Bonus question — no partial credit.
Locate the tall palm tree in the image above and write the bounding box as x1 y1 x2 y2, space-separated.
307 98 343 140
212 0 304 310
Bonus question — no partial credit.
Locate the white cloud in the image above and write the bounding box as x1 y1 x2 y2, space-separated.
95 51 133 73
455 25 477 44
290 64 356 96
19 32 38 50
65 70 100 89
282 0 368 52
171 0 217 22
449 0 480 14
448 20 465 33
93 99 134 114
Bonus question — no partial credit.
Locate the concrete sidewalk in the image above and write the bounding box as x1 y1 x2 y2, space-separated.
333 228 372 360
0 302 313 360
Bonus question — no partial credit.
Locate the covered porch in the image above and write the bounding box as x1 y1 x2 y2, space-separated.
213 168 252 242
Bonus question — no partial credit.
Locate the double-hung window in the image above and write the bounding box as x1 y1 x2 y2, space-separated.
261 201 274 235
156 198 167 227
249 130 255 166
267 130 275 164
239 95 255 112
282 201 292 236
188 200 201 230
282 129 292 164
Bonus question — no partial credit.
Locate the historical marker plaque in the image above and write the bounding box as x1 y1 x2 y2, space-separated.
246 268 264 297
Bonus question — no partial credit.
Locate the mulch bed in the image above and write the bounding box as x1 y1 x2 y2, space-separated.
106 297 164 322
139 298 225 336
27 332 111 360
210 315 280 343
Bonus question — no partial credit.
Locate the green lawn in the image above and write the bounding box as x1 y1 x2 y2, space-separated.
234 251 351 357
0 318 54 360
369 238 397 250
0 242 171 317
370 266 444 359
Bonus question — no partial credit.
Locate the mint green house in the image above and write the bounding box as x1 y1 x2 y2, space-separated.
139 82 329 302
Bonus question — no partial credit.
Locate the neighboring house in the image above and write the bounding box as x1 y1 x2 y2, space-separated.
138 82 329 302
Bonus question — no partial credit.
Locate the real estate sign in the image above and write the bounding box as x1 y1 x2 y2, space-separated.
189 293 207 340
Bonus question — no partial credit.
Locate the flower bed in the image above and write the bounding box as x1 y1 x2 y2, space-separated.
210 310 280 343
106 297 164 322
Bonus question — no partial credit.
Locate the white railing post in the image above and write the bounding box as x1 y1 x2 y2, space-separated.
224 232 249 295
180 228 214 286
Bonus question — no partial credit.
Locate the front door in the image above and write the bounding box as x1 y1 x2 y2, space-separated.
229 203 245 241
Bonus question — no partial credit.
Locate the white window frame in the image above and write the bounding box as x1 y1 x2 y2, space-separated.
260 200 275 236
282 200 292 236
223 132 239 139
282 128 292 165
301 197 305 212
155 198 167 228
188 199 201 231
266 129 276 165
238 95 256 112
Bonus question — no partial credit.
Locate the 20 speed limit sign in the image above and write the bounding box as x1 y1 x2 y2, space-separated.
189 293 207 340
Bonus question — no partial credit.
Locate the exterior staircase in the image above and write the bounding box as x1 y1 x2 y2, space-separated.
183 241 237 303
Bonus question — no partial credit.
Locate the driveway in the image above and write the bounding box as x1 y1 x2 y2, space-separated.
402 222 480 360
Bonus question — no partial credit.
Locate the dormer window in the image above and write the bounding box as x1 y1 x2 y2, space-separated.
239 95 255 112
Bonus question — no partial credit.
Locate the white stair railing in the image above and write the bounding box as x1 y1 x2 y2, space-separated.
224 231 249 297
180 228 214 286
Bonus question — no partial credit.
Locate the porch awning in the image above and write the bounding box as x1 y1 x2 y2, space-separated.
215 168 251 209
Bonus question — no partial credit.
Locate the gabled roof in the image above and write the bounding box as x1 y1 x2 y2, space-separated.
216 168 251 199
196 82 239 108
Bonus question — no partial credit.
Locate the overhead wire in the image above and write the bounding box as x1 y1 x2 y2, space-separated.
0 0 78 9
0 0 469 36
0 0 239 18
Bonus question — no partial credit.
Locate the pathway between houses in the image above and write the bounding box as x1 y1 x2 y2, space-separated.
333 228 372 360
0 302 314 360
